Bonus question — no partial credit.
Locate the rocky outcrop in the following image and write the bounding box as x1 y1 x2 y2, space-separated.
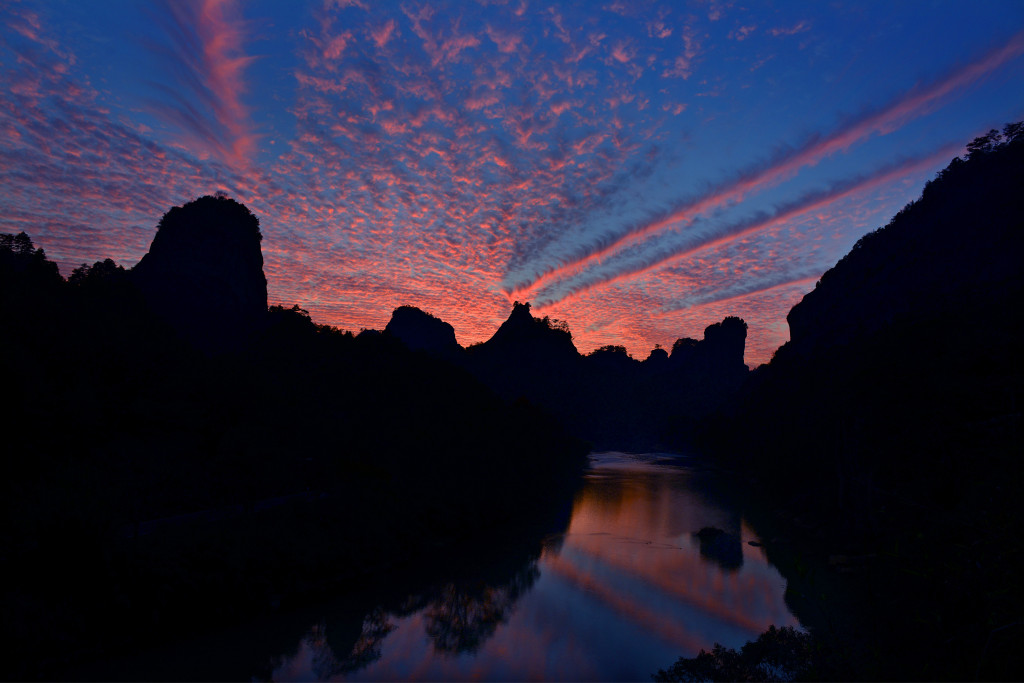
585 345 638 375
667 317 748 378
697 317 748 373
669 337 698 366
641 346 670 377
481 301 579 362
694 526 743 571
466 302 583 432
384 305 460 357
132 195 267 351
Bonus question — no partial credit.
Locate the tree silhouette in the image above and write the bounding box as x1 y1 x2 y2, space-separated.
69 258 125 287
654 626 819 682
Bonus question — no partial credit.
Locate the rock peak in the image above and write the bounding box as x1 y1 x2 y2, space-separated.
132 195 267 351
384 305 460 355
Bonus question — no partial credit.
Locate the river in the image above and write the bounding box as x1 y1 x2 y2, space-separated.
82 451 800 680
267 451 800 680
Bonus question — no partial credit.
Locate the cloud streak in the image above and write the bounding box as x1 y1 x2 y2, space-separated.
655 273 823 316
510 30 1024 301
533 145 960 310
147 0 256 165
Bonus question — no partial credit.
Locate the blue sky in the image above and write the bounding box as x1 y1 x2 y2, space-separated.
2 0 1022 364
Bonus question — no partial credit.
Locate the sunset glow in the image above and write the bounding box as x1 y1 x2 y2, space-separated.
3 0 1022 365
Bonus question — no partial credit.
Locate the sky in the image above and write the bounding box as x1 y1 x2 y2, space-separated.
2 0 1022 365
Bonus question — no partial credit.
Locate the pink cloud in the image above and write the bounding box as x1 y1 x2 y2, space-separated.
657 274 823 317
706 1 730 22
647 20 673 39
143 0 257 167
610 41 634 64
198 0 256 160
323 31 352 60
486 25 523 54
465 92 501 111
769 20 811 37
729 24 756 41
326 0 367 9
529 145 957 311
512 31 1024 302
370 19 397 48
550 100 574 116
662 55 692 79
662 25 701 78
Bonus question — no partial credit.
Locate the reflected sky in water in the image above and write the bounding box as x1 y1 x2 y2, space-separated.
272 452 799 681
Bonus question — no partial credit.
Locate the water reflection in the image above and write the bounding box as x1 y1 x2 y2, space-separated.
694 526 744 571
279 611 396 680
422 564 540 654
269 452 800 681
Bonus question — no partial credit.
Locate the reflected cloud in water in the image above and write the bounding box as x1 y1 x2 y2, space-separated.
270 452 799 681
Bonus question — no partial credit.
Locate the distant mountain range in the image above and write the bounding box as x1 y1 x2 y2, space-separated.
82 193 753 450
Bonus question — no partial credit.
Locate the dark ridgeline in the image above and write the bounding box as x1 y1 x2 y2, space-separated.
382 300 750 449
686 122 1024 680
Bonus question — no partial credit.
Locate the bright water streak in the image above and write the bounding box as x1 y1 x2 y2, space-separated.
273 452 800 681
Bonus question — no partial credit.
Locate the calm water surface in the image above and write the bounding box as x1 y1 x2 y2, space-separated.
270 451 799 681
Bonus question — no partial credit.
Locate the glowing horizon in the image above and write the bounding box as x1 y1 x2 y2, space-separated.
2 1 1022 365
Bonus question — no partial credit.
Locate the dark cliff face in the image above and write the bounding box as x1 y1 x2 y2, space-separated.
785 134 1024 357
132 195 267 351
702 126 1024 680
384 305 460 356
718 128 1024 482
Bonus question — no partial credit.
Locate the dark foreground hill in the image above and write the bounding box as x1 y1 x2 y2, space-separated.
694 123 1023 679
0 198 588 679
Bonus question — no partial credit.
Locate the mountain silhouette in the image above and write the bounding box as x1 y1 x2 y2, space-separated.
714 123 1023 500
456 301 749 449
132 194 268 351
701 121 1024 679
480 301 578 359
384 305 461 359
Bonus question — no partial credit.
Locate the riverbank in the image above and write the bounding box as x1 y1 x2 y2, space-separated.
685 458 1024 680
